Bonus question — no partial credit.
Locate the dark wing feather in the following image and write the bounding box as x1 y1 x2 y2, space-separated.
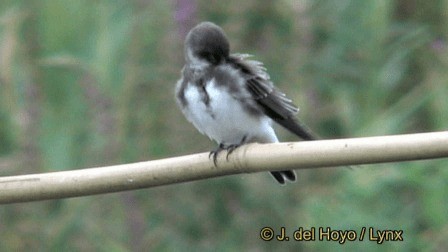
247 78 317 141
232 54 317 141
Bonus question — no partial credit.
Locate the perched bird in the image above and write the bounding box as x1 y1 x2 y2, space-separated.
175 22 317 184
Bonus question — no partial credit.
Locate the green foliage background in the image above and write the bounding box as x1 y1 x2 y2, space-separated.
0 0 447 250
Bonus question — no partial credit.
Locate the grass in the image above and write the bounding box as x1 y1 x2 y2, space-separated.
0 0 447 250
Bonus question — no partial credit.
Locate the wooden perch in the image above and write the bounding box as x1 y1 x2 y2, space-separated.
0 131 447 204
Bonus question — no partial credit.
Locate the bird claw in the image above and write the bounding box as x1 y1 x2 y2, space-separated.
225 144 239 161
209 136 247 166
209 144 225 166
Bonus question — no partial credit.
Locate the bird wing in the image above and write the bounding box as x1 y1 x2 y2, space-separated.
230 54 317 141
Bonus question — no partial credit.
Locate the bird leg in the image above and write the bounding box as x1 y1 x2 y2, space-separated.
209 135 248 166
225 135 247 160
209 143 226 166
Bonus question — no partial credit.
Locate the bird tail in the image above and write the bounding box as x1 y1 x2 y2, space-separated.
270 170 296 185
276 117 318 141
270 117 316 184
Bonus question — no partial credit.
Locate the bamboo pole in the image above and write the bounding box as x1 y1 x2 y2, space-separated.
0 131 447 204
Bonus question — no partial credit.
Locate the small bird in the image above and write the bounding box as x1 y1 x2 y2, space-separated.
175 22 317 184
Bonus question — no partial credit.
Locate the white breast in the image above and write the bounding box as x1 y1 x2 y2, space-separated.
182 78 278 145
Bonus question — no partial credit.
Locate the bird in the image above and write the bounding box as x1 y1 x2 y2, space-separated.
175 22 317 184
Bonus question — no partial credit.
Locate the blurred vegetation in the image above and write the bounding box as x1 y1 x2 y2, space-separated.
0 0 447 251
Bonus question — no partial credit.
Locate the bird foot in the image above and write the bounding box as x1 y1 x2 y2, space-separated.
209 136 247 166
209 143 226 166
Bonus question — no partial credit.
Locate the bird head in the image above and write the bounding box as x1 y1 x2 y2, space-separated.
184 22 230 67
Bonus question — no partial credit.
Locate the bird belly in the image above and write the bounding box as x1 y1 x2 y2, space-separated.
182 80 277 145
